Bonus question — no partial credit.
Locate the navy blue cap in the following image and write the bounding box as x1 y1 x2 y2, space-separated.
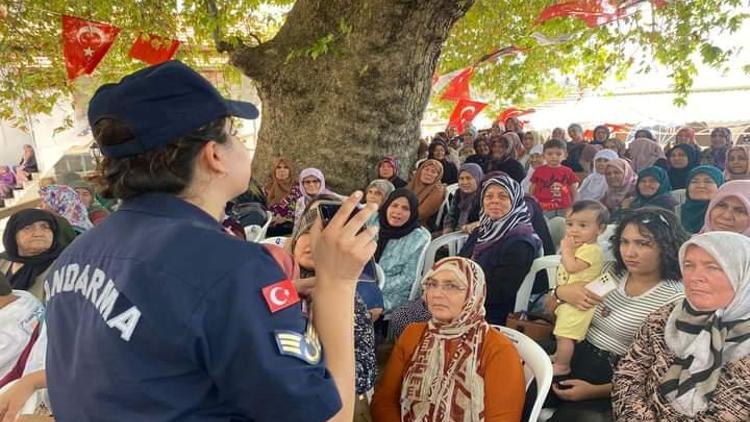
88 60 259 158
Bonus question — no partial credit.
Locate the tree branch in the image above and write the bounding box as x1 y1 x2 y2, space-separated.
205 0 238 53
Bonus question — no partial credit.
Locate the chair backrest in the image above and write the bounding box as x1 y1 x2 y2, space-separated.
670 188 687 205
598 224 616 262
514 255 561 313
260 236 288 247
492 325 553 422
375 263 386 290
409 231 439 301
409 231 468 300
433 183 459 230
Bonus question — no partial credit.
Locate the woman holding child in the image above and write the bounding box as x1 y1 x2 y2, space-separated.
546 207 688 422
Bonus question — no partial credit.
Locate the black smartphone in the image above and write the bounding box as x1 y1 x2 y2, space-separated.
554 380 572 390
317 200 364 229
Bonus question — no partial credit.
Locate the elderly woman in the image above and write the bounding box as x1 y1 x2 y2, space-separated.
578 149 618 201
71 180 110 225
39 185 93 234
428 140 458 184
592 125 610 145
459 173 541 325
442 163 483 234
700 180 750 236
0 209 66 300
666 144 700 190
365 179 395 210
486 133 526 183
546 208 688 422
613 232 750 421
681 166 724 234
407 159 446 228
465 136 491 169
377 156 407 189
294 167 337 230
371 257 526 422
701 127 732 170
629 166 678 212
724 145 750 181
601 158 637 219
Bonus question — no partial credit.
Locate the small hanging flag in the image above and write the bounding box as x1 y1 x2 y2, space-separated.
441 67 475 101
128 33 181 65
497 107 535 123
61 15 120 80
448 99 487 134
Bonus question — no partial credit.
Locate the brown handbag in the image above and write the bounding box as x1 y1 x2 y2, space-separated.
505 312 554 343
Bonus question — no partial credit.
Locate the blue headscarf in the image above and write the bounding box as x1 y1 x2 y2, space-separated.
681 166 724 234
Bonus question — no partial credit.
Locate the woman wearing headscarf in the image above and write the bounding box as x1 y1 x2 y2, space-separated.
700 180 750 236
442 163 483 234
14 145 37 184
628 137 667 173
465 137 491 169
666 144 700 190
39 185 93 234
459 174 540 325
613 232 750 421
371 257 525 422
0 209 66 300
517 131 540 168
0 165 17 200
674 127 698 147
365 179 395 211
377 156 407 189
578 143 602 179
601 158 637 217
287 200 379 411
630 166 678 212
486 133 526 183
427 140 458 184
681 166 724 234
294 167 337 231
376 189 431 314
724 145 750 181
592 125 610 146
407 160 446 228
521 144 545 194
70 180 110 225
577 149 618 201
262 158 301 236
701 127 732 170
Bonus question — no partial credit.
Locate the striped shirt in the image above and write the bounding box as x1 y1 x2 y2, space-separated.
586 264 684 356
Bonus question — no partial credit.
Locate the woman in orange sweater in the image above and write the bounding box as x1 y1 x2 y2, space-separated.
371 257 525 422
407 159 446 229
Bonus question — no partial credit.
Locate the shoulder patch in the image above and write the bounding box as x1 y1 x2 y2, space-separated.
274 330 321 365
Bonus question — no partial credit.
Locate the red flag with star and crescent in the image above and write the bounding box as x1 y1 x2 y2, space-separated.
441 67 475 101
62 15 120 80
128 33 181 65
448 99 487 134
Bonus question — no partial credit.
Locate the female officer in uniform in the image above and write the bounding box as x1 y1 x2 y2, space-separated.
43 61 376 422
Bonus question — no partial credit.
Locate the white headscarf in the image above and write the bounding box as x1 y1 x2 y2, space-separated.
661 232 750 416
577 149 618 201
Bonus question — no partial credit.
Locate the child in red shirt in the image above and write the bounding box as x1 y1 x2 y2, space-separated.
530 139 579 218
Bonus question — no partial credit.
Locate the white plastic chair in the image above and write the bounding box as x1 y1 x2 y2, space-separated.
244 211 273 242
670 188 686 205
492 325 553 422
375 263 386 290
598 224 616 262
409 231 468 300
514 255 561 313
260 236 288 247
434 183 459 230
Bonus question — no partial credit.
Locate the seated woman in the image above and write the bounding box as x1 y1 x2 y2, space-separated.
39 185 93 234
371 257 525 422
287 200 378 399
681 166 724 234
724 144 750 181
0 209 65 300
71 181 110 225
486 133 526 183
376 189 431 314
700 180 750 236
0 165 16 201
577 149 618 201
294 167 335 231
263 158 301 237
601 158 636 221
465 136 491 169
365 179 395 211
406 160 445 228
666 144 700 190
701 127 732 170
442 163 483 234
459 173 540 325
628 166 678 212
13 145 37 185
521 144 544 194
673 127 698 148
428 140 458 184
602 137 627 159
613 232 750 421
628 137 666 173
546 207 688 422
377 156 407 189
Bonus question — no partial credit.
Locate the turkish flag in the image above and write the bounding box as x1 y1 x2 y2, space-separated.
448 99 487 134
441 67 475 101
262 279 301 313
129 33 181 65
61 15 120 80
498 107 535 123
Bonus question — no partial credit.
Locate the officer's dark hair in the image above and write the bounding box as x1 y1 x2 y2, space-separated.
609 207 688 280
92 117 228 200
543 138 567 152
568 200 609 227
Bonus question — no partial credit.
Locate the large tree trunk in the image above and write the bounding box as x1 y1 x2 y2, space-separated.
230 0 473 193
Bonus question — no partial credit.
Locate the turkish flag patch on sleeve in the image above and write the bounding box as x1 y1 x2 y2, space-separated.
262 279 300 313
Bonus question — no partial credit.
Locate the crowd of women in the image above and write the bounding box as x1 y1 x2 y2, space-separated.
0 119 748 421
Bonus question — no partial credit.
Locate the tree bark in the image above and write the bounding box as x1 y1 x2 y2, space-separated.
230 0 474 193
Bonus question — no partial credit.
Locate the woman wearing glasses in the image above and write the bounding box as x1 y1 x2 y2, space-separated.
294 168 338 231
371 257 525 422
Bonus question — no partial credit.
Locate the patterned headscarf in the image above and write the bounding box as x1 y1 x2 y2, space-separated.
661 232 750 416
724 145 750 181
378 156 400 179
39 185 93 231
472 174 535 259
401 257 489 422
602 158 637 211
701 180 750 236
265 158 296 206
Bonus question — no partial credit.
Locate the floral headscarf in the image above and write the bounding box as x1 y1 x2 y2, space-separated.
39 184 93 231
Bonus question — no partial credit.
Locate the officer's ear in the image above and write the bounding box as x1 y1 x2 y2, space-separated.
198 141 230 178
